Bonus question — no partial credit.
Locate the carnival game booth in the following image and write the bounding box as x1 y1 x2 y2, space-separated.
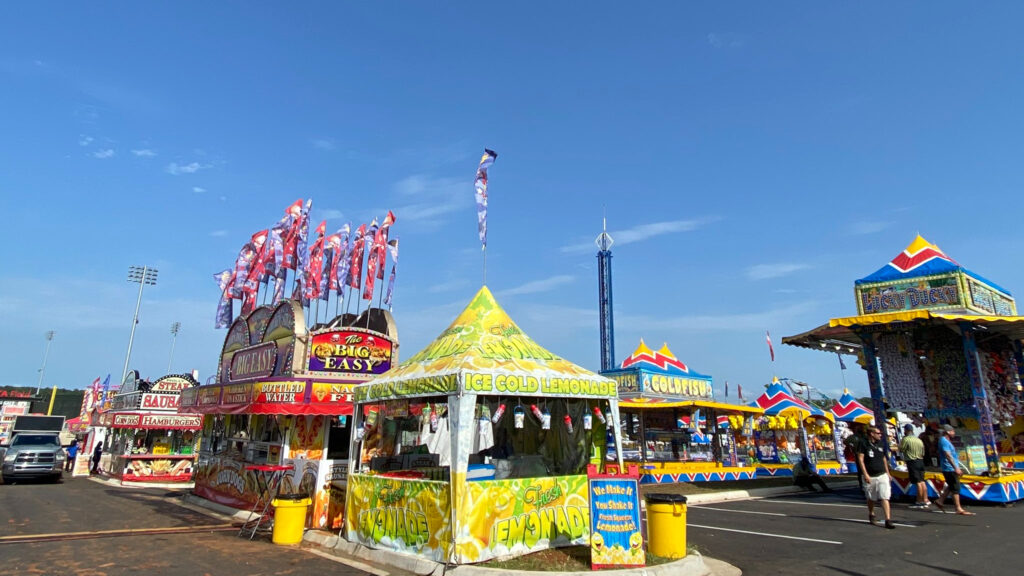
750 382 840 477
831 390 873 473
180 299 399 530
784 235 1024 504
601 340 762 484
99 373 203 484
346 287 624 565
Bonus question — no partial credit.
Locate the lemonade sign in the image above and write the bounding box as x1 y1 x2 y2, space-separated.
588 475 644 569
456 475 590 563
346 474 451 562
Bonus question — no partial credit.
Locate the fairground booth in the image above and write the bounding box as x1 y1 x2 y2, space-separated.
98 372 203 484
831 389 873 473
345 287 624 564
180 300 399 529
601 340 763 483
784 235 1024 504
749 382 839 477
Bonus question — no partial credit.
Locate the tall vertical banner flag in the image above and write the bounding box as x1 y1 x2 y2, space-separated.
214 269 234 328
242 229 269 314
375 211 396 280
474 149 498 249
362 218 381 300
100 374 111 410
725 380 729 399
281 199 304 270
334 224 352 296
305 221 327 301
347 224 367 291
738 384 744 401
291 200 312 304
230 243 256 299
837 352 847 370
384 238 399 308
322 231 342 301
766 330 775 362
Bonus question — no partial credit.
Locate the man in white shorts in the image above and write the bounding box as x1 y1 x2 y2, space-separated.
856 426 895 529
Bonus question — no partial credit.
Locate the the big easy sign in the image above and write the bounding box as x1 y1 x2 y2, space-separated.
141 393 180 411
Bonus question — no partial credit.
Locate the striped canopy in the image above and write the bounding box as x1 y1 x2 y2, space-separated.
751 382 834 422
831 390 874 424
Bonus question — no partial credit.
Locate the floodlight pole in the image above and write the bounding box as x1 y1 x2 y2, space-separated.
34 331 55 396
121 265 158 384
168 322 181 373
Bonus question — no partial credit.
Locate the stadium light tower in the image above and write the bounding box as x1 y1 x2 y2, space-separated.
121 265 158 384
34 330 55 395
168 322 181 373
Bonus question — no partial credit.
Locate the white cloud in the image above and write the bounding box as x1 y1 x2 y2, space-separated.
166 162 203 175
78 135 94 146
560 218 716 253
620 301 820 332
428 279 468 294
746 263 811 280
848 220 892 235
707 33 744 48
209 230 228 237
131 149 157 157
320 208 345 220
92 149 115 159
193 187 206 194
497 275 575 297
392 175 467 226
312 138 336 151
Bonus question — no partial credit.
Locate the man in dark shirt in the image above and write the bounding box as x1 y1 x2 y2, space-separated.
856 426 894 529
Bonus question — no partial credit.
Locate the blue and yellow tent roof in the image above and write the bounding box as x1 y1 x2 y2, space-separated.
856 234 1010 295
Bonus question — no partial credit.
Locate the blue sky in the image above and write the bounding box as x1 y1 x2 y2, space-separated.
3 3 1024 403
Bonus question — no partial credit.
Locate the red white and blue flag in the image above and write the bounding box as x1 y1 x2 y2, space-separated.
214 269 234 328
474 149 497 249
384 238 399 308
766 330 775 362
347 224 367 291
362 218 382 300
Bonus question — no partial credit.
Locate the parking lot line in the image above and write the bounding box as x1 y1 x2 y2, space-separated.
762 499 864 508
692 506 786 516
687 523 843 545
836 517 917 528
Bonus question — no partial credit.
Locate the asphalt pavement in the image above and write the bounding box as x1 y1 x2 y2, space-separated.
0 473 396 576
687 485 1024 575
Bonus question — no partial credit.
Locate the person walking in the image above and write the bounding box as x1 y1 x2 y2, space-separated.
898 424 928 509
65 440 79 472
932 424 975 515
90 441 103 474
857 426 895 529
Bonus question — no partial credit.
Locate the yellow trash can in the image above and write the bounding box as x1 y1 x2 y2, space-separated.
271 493 311 545
645 493 687 559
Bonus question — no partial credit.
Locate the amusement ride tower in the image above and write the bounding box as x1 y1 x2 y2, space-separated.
596 217 616 371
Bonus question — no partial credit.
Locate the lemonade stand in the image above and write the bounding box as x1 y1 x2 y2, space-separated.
346 286 625 564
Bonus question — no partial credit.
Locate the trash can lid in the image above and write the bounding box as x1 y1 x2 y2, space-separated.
645 493 687 504
275 492 308 501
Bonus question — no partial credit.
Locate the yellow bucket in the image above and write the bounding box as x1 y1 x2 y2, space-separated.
645 493 687 558
271 494 311 545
